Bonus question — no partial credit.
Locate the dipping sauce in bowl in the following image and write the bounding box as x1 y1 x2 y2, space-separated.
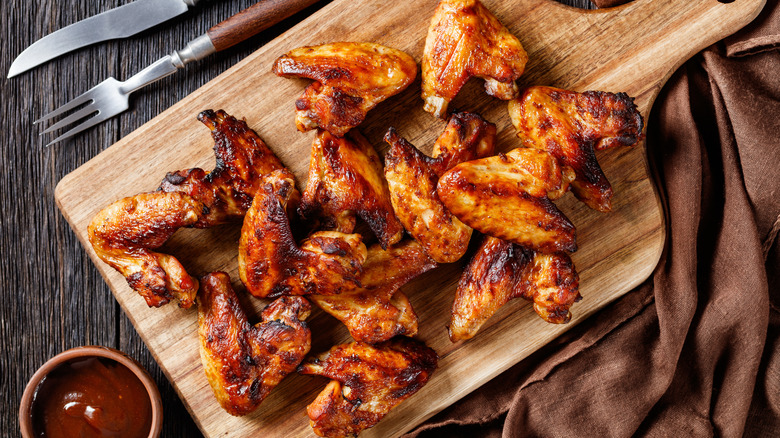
20 346 162 438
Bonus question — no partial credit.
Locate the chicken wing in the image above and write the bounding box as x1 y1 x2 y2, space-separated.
300 129 403 249
508 86 644 212
272 42 417 137
88 110 284 308
198 272 311 416
437 147 577 253
384 112 496 263
310 240 436 344
239 169 368 298
88 192 203 308
450 236 580 341
298 337 438 437
422 0 528 118
159 109 285 227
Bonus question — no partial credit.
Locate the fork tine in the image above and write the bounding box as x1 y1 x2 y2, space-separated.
39 104 98 135
44 112 113 147
34 89 97 124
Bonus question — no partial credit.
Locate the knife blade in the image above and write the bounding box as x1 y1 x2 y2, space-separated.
8 0 201 78
37 0 323 146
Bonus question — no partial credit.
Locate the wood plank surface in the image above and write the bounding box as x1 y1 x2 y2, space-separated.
3 1 763 438
53 0 764 436
2 1 333 436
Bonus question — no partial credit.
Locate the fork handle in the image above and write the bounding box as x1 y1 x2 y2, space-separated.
207 0 322 52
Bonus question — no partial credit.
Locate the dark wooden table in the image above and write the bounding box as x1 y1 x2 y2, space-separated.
2 0 594 436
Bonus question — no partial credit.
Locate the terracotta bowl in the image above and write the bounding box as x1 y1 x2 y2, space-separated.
19 345 163 438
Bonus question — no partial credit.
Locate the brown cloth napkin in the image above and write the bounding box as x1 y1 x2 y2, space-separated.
406 0 780 437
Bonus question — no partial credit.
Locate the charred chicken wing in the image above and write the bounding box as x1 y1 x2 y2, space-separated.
508 86 644 212
437 147 577 253
384 112 496 263
450 236 580 341
310 240 437 344
159 109 285 227
298 337 438 437
239 169 367 298
422 0 528 118
301 129 404 249
198 272 311 416
272 42 417 136
88 110 284 308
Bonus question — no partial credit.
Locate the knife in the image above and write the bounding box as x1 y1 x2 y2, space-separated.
37 0 322 145
8 0 202 78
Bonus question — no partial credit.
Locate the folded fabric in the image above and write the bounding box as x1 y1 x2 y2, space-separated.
408 0 780 436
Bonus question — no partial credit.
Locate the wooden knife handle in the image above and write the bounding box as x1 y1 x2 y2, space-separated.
207 0 321 52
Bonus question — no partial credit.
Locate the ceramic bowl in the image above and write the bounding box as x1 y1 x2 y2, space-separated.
19 345 163 438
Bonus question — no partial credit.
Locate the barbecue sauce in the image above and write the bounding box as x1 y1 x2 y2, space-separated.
29 356 152 438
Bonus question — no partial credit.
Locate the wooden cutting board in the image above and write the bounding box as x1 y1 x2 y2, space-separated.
55 0 764 436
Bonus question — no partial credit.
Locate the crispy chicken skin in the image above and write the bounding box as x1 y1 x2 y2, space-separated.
88 192 203 308
437 147 577 253
159 109 285 227
384 112 496 263
450 236 580 341
272 42 417 137
422 0 528 118
508 86 644 212
198 272 311 416
298 337 438 438
239 169 367 298
301 129 403 249
88 110 284 308
310 240 437 344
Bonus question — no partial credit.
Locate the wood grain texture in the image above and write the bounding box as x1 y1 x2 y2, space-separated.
1 1 334 437
21 0 774 437
49 0 765 437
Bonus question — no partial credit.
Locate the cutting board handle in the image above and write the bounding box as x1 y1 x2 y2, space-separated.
520 0 766 113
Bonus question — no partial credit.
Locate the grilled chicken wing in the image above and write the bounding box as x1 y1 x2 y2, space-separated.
239 169 367 298
272 42 417 137
450 236 580 341
88 110 284 308
310 240 436 344
384 112 496 263
198 272 311 416
301 129 403 248
159 109 285 227
437 147 577 253
298 337 438 437
88 193 203 308
508 86 644 212
422 0 528 118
